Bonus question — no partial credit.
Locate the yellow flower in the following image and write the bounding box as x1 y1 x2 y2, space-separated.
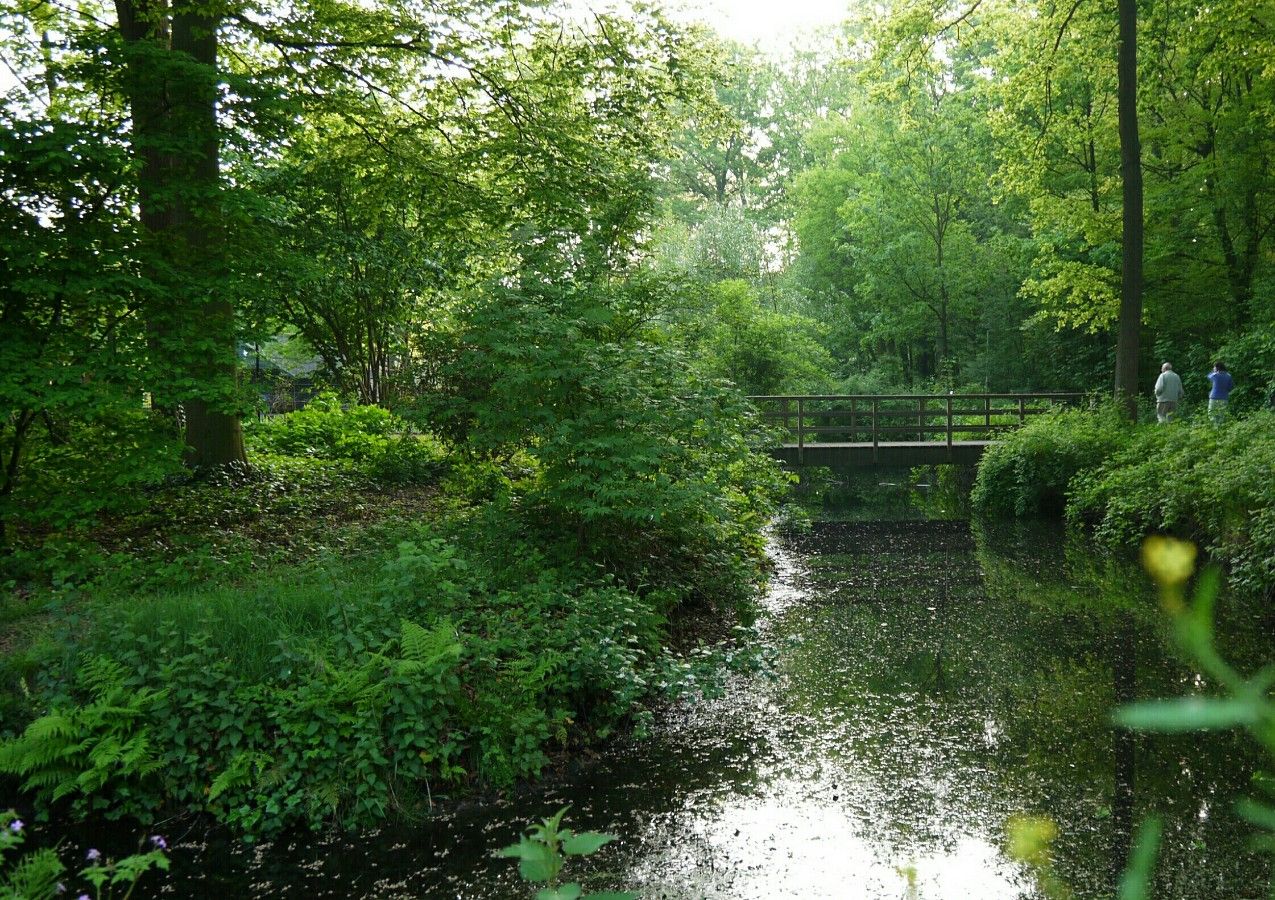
1006 815 1058 869
1141 536 1197 587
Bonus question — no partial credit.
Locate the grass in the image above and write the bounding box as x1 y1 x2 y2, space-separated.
99 559 385 683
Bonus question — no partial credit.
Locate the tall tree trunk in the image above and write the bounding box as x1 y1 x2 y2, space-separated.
1113 0 1143 419
115 0 245 467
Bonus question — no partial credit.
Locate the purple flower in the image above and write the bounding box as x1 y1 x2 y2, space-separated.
149 834 167 850
8 819 22 833
86 847 102 861
77 895 90 900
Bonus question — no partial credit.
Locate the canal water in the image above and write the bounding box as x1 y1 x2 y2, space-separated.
113 477 1270 898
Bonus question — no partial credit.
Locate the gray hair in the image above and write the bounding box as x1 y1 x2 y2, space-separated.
1161 362 1173 372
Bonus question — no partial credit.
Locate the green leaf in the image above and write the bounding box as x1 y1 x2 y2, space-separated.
497 837 558 882
1114 697 1261 732
1236 799 1275 832
562 831 618 856
536 885 583 900
1117 817 1161 900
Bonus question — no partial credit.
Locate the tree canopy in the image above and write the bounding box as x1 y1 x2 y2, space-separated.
4 0 1275 533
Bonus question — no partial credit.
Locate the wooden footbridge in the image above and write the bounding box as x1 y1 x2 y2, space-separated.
749 393 1084 468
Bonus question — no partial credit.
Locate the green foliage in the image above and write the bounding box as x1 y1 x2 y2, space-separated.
245 393 446 484
2 499 767 838
0 402 185 534
497 807 636 900
974 406 1275 595
426 278 788 612
1216 322 1275 414
1068 413 1275 595
971 405 1130 517
697 280 836 395
0 812 63 900
0 810 169 900
0 657 165 818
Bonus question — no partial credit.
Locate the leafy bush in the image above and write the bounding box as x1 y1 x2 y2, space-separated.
424 285 788 614
3 279 784 840
1215 321 1275 414
1 516 757 838
971 405 1130 517
0 656 165 817
245 393 446 483
1068 413 1275 595
699 279 837 396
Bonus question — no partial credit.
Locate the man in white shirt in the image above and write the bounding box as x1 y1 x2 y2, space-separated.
1154 362 1185 423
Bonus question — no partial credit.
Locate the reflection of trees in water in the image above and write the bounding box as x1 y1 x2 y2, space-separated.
779 521 1268 897
1112 614 1136 886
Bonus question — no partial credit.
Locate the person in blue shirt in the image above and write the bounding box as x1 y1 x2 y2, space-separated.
1207 361 1234 423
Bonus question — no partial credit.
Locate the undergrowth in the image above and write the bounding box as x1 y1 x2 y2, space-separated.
1 392 782 839
972 407 1275 597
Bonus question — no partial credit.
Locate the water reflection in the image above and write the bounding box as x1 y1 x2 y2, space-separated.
131 498 1269 898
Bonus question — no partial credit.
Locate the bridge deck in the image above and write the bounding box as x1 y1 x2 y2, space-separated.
772 440 993 468
751 393 1084 468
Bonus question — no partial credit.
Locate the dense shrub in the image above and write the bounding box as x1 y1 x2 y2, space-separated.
1067 413 1275 596
1 285 785 840
971 405 1130 517
246 393 446 483
425 285 789 612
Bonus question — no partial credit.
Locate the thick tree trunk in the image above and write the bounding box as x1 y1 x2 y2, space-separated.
1113 0 1143 420
115 0 245 467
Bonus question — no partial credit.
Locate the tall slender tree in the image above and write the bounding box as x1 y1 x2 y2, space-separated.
1113 0 1143 416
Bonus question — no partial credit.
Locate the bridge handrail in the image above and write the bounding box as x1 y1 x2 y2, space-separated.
746 392 1086 460
747 392 1085 402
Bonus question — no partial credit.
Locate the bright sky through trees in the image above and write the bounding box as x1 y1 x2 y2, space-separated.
679 0 851 47
573 0 853 50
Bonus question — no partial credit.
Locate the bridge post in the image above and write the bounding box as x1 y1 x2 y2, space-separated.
797 397 804 465
1018 397 1026 426
871 398 879 465
946 395 953 449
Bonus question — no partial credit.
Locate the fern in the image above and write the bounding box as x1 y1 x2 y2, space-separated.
1 846 64 899
209 751 275 801
0 655 165 815
395 619 464 674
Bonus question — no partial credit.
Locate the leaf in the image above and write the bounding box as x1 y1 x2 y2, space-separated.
536 885 583 900
497 837 558 883
1236 799 1275 832
1114 697 1261 732
1117 817 1161 900
562 831 618 856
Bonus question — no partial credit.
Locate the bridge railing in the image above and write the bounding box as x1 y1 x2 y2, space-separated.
747 393 1086 451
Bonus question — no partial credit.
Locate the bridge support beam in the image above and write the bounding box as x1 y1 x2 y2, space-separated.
770 441 990 469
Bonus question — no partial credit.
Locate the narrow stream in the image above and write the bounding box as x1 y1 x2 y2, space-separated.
107 480 1270 898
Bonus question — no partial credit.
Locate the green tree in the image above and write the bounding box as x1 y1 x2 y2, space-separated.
1114 0 1144 416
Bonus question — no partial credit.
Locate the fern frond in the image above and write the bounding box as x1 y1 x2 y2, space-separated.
399 619 464 669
